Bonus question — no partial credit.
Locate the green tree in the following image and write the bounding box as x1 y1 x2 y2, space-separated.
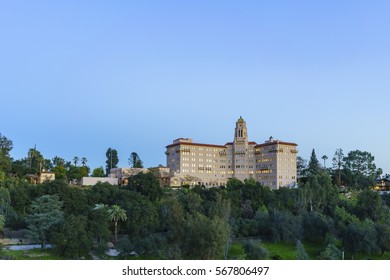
26 194 64 248
126 172 163 201
182 213 228 259
355 190 386 222
0 214 4 232
308 149 321 175
343 219 378 259
318 243 341 260
51 214 93 259
89 206 111 243
269 209 302 243
344 150 376 177
52 156 65 167
81 157 87 166
106 204 127 244
302 211 331 243
0 171 5 182
242 240 269 260
296 156 308 178
295 240 309 260
105 148 119 174
332 148 344 186
51 165 67 180
128 152 143 168
0 187 13 217
27 147 44 173
73 156 79 167
302 175 326 212
321 155 328 169
92 166 105 177
376 223 390 256
0 133 13 174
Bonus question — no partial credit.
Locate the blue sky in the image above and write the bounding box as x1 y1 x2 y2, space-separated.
1 1 389 174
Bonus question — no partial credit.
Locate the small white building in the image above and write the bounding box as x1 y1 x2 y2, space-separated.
80 177 118 186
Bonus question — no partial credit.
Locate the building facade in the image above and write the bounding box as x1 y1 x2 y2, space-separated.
165 117 298 189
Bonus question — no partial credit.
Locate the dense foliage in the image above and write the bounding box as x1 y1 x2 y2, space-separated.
0 171 389 260
1 133 389 259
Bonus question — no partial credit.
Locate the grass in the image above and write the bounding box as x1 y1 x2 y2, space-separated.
263 241 324 260
234 241 390 260
0 248 63 260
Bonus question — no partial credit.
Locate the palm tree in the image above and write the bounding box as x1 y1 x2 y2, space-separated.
321 155 328 169
106 205 127 244
81 157 87 166
73 156 79 167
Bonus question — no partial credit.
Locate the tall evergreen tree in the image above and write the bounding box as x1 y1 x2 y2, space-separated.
332 148 344 186
128 152 143 168
308 149 321 175
105 148 119 175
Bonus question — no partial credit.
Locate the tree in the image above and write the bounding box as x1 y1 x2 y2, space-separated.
89 205 111 243
126 172 163 201
376 223 390 256
0 214 4 232
332 148 344 186
73 156 79 167
344 150 376 177
105 148 119 175
318 243 341 260
0 187 13 217
106 204 127 244
269 209 302 243
26 195 64 248
51 214 93 259
52 156 65 167
0 133 13 174
43 159 53 170
354 190 386 222
92 167 105 177
182 213 228 259
296 156 307 178
242 240 269 260
81 157 87 166
66 165 90 181
302 211 331 243
375 168 383 179
128 152 143 168
343 219 378 259
321 155 328 169
51 165 67 180
308 149 321 175
27 146 44 173
295 240 309 260
302 175 327 212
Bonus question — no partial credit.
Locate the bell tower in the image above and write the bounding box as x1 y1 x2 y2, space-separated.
234 116 248 143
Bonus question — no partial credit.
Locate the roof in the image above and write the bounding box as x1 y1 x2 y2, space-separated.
255 140 298 147
376 177 390 182
166 142 226 149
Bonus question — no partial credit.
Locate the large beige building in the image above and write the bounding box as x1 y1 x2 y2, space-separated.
165 117 298 189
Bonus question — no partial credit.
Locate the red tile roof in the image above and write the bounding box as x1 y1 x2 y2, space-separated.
166 142 226 149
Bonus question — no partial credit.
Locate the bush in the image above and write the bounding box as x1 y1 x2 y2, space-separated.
242 239 269 260
318 243 341 260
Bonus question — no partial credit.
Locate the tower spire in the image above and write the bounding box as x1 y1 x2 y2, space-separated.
234 116 248 143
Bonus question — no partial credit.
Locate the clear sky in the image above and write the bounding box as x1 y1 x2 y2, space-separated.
1 1 389 174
